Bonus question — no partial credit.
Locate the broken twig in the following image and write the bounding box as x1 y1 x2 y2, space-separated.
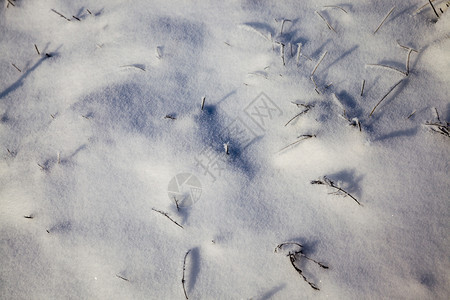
182 250 191 299
369 79 403 117
373 6 395 34
311 176 361 205
152 208 183 229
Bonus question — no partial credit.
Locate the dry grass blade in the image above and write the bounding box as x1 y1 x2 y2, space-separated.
396 40 418 53
369 79 404 117
428 0 440 18
120 64 145 71
201 96 206 111
373 6 395 34
361 79 366 96
311 176 361 205
311 51 328 76
11 63 21 72
51 9 71 21
278 135 316 153
315 11 336 32
116 274 129 281
152 208 183 229
34 44 40 55
275 242 328 291
182 250 191 299
285 105 313 126
425 109 449 137
407 110 416 119
366 64 407 76
322 5 348 14
406 49 413 75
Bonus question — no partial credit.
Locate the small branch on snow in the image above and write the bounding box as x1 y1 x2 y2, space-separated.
365 64 408 76
116 274 129 281
425 108 449 137
428 0 440 18
311 51 328 76
152 208 183 229
407 110 416 119
311 176 361 205
275 242 328 291
361 79 366 96
201 96 206 111
182 250 191 299
284 104 314 126
277 135 316 153
396 40 418 53
11 63 21 72
315 11 336 33
275 18 292 36
373 6 395 34
34 44 40 55
322 5 348 14
369 79 404 117
224 142 230 155
51 9 71 21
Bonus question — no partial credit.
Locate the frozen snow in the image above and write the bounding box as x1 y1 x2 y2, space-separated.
1 0 449 299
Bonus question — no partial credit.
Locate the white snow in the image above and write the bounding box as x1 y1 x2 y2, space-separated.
1 0 449 299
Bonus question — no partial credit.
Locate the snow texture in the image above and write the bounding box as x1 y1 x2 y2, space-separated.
1 0 449 299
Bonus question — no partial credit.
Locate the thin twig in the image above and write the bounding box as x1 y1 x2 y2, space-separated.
152 208 183 229
369 79 403 117
7 0 15 7
296 43 302 66
182 250 191 299
322 5 348 14
396 40 418 53
87 9 92 15
73 15 81 21
201 96 206 111
116 274 129 281
120 64 145 71
407 110 416 119
173 196 180 211
275 242 328 291
366 64 407 76
373 6 395 34
11 63 21 72
34 44 40 55
315 11 336 32
428 0 440 18
406 49 413 75
284 105 313 126
51 9 71 21
277 135 316 153
414 0 436 14
311 51 327 76
310 76 320 94
361 79 366 96
435 107 441 121
277 18 292 35
311 176 361 205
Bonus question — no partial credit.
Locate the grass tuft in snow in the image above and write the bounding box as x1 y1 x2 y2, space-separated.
311 176 361 206
275 242 328 291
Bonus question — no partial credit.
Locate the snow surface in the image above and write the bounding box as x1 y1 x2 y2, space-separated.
1 0 449 299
